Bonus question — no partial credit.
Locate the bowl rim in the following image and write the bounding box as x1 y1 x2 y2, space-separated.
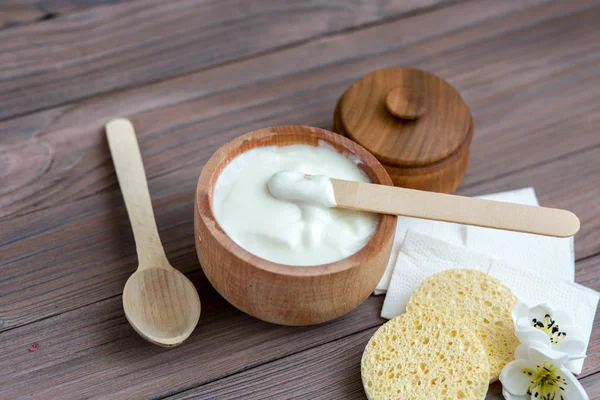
195 125 396 278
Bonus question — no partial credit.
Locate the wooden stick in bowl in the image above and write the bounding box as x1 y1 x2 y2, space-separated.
268 172 580 238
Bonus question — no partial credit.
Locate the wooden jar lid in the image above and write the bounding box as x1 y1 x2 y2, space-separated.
336 68 473 168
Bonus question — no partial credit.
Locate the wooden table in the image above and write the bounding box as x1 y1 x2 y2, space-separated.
1 0 599 398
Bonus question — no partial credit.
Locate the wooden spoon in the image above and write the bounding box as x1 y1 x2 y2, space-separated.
268 172 580 238
106 118 200 347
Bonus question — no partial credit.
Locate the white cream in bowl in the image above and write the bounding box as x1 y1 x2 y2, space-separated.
212 144 378 266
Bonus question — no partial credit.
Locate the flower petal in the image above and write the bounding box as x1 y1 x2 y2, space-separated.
514 317 535 332
499 359 532 395
565 359 584 375
560 323 586 340
502 387 528 400
552 309 573 323
528 304 554 322
560 367 590 400
555 336 587 360
515 343 529 360
515 326 552 347
528 345 569 365
512 303 530 323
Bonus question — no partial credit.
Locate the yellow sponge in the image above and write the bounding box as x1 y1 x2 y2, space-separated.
407 269 518 382
361 311 489 400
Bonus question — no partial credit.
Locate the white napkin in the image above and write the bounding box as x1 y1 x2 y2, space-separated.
466 187 575 282
374 218 463 295
381 231 598 374
375 187 575 294
381 231 491 318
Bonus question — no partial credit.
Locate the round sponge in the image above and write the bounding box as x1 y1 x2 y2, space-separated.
361 311 489 400
407 269 518 382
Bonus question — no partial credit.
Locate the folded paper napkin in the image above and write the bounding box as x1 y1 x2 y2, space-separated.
381 231 599 374
466 187 575 282
374 218 463 295
374 187 575 295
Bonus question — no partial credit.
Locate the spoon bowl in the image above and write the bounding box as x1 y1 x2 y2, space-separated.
123 267 200 347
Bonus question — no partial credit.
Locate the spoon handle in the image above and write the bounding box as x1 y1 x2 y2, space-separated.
331 179 580 238
106 119 168 267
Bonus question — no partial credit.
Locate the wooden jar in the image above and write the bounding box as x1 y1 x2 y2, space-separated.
334 68 473 193
194 126 397 326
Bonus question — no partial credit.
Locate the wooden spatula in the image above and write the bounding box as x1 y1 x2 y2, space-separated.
269 172 580 238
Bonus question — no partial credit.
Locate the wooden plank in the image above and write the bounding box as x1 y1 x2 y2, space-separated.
581 374 600 398
0 4 45 29
1 250 596 399
1 1 600 332
164 331 600 400
0 0 595 219
166 327 379 400
0 0 469 120
179 252 599 397
0 275 386 399
166 255 600 399
0 0 128 30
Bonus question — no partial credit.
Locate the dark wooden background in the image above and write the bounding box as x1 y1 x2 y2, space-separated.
1 0 599 398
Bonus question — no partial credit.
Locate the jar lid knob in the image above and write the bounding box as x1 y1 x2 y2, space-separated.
385 86 426 120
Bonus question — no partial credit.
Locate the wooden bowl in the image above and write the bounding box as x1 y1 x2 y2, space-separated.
194 126 397 326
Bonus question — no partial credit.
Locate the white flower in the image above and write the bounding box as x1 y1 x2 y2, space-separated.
512 303 586 368
500 345 588 400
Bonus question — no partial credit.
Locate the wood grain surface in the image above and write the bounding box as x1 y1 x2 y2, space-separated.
0 0 593 218
165 325 600 400
1 0 599 398
0 0 129 29
0 0 460 120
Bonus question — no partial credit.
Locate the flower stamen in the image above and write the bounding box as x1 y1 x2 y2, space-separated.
522 362 567 400
532 314 567 344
